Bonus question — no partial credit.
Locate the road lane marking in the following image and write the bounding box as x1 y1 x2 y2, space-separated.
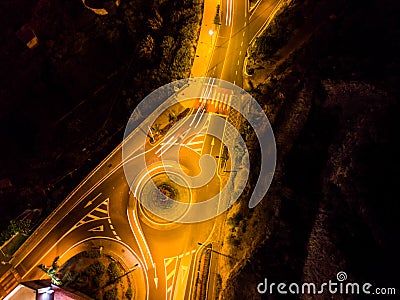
192 78 214 127
164 256 179 299
84 192 102 208
187 141 203 145
167 270 175 281
76 198 110 227
127 209 153 270
95 207 108 214
88 225 104 232
165 258 175 268
155 135 175 155
184 133 206 154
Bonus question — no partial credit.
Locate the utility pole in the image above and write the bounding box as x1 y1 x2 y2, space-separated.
197 242 234 259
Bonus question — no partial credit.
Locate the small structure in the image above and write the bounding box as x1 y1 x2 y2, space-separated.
16 24 39 49
4 280 91 300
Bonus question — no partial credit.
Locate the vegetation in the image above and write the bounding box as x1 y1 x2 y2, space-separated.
0 0 203 246
0 219 31 246
252 2 304 58
125 286 133 299
103 287 118 300
55 251 135 300
38 256 62 285
220 0 400 298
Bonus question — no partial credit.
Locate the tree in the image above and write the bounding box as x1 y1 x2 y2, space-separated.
107 262 121 282
0 219 32 246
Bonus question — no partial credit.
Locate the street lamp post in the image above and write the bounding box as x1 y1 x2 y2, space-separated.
197 242 234 259
208 29 214 45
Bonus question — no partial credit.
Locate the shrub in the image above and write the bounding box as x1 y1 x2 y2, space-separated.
86 261 106 276
227 213 243 227
227 234 240 247
104 287 118 300
107 262 121 282
125 286 133 299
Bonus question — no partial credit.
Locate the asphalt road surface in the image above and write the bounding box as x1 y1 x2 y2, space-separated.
0 1 284 299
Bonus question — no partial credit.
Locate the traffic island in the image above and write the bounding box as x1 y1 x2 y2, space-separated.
191 244 212 300
137 172 192 230
55 249 136 300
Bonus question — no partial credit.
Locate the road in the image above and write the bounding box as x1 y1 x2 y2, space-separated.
0 0 284 299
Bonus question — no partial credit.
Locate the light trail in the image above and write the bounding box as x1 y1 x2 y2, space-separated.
225 0 233 26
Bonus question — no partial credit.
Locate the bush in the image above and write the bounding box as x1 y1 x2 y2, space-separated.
227 234 240 247
87 249 102 258
0 219 31 245
104 287 118 300
86 261 106 276
227 213 243 227
125 286 133 299
93 275 106 289
107 262 121 282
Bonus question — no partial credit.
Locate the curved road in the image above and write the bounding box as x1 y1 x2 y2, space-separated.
0 0 285 299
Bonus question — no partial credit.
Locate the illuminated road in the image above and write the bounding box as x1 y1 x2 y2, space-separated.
0 0 283 299
207 0 284 85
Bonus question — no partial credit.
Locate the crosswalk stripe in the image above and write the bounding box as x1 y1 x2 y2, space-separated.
76 198 110 227
167 270 175 280
165 257 175 268
95 207 108 214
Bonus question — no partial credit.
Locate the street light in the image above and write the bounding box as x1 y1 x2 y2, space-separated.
197 242 234 259
208 29 214 44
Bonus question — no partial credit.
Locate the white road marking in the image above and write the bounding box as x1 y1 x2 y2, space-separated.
76 198 110 227
84 193 102 208
88 225 104 232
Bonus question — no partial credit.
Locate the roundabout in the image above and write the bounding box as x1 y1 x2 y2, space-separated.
134 165 193 230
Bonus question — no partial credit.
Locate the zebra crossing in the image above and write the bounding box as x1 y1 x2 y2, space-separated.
164 256 179 299
199 87 233 113
164 250 196 300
